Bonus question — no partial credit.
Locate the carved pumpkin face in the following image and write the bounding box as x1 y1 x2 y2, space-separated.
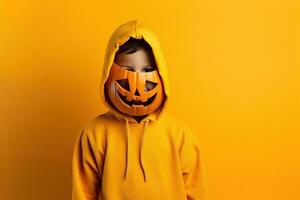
105 62 164 116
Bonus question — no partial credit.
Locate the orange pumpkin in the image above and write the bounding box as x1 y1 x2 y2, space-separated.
105 62 165 116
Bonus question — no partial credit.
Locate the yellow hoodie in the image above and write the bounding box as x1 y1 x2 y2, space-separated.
72 19 208 200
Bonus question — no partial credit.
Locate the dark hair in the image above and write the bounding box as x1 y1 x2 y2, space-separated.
114 37 156 65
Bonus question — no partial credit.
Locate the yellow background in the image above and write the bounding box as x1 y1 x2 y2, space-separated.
1 0 299 199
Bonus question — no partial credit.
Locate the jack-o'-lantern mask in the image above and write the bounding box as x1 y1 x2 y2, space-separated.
105 62 165 116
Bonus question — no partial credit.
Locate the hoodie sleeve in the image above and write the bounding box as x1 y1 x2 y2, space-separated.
72 127 102 200
178 124 209 200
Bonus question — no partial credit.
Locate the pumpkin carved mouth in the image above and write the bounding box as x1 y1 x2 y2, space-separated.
117 90 157 107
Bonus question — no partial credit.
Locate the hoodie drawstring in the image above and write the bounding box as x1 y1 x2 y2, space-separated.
140 119 149 182
124 118 130 181
124 118 149 183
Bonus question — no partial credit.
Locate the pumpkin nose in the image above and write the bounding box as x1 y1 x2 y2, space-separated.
134 89 140 96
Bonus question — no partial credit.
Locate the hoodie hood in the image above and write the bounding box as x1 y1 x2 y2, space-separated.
99 19 170 125
99 19 170 182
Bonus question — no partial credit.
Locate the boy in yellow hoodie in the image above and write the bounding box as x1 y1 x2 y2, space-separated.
72 19 208 200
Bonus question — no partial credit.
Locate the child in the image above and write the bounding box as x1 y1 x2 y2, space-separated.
72 19 208 200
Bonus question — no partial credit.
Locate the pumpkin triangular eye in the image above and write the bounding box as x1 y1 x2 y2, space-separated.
116 79 130 91
145 80 157 91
